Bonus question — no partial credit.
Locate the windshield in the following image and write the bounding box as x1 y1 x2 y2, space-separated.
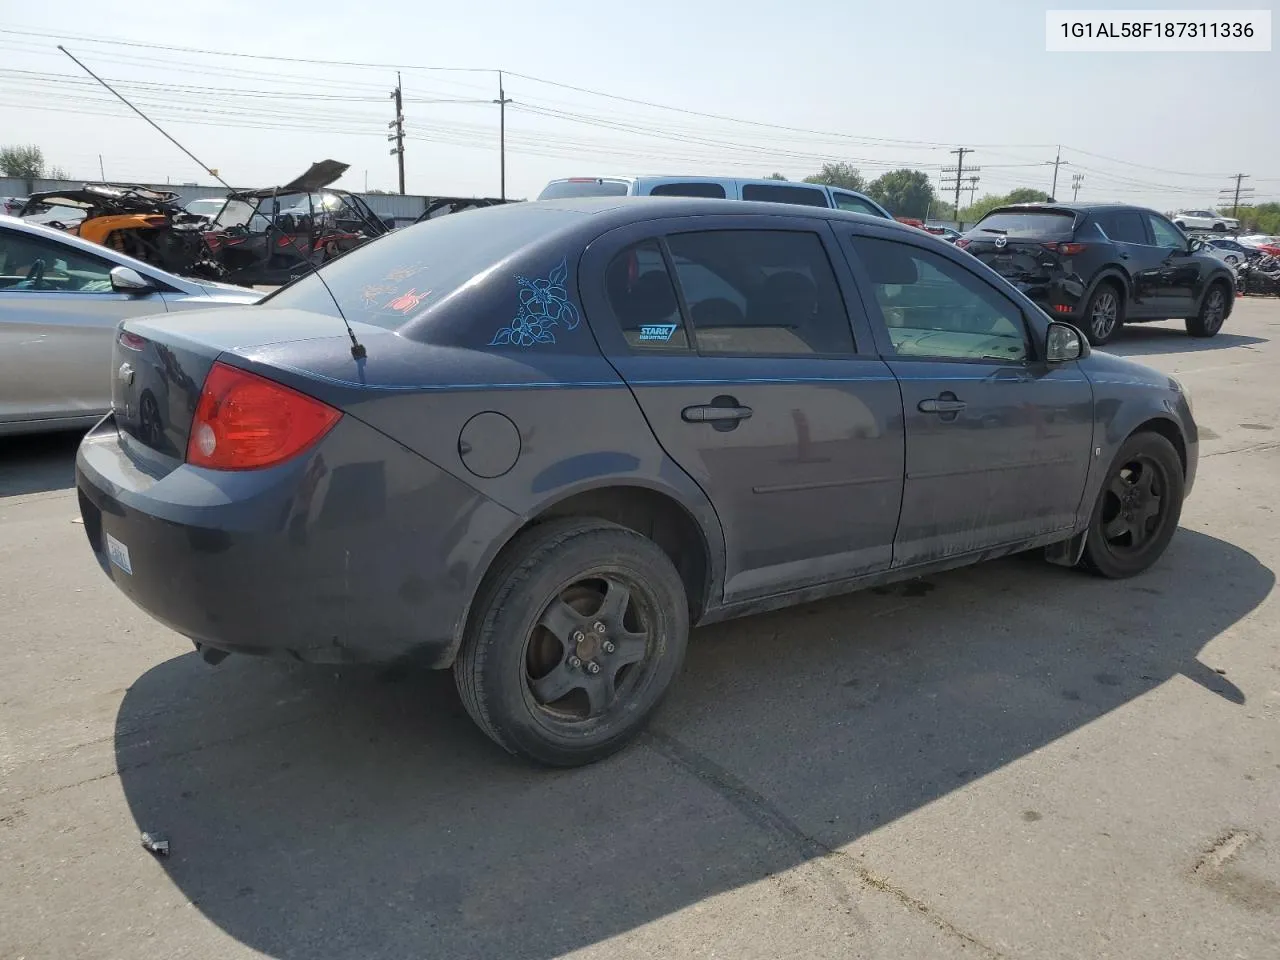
969 210 1076 240
261 204 581 331
537 179 630 200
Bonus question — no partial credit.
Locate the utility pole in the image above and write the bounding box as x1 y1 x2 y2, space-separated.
965 174 980 207
1071 172 1085 201
494 70 512 200
98 154 104 180
941 148 977 227
1046 145 1068 200
389 72 405 196
1218 173 1253 218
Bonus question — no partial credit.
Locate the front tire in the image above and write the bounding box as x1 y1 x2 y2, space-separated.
1186 282 1228 337
1081 432 1184 579
455 518 689 767
1082 282 1124 345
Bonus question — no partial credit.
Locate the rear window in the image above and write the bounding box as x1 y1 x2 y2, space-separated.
969 210 1076 241
260 205 579 330
740 183 830 207
537 179 630 200
648 182 727 199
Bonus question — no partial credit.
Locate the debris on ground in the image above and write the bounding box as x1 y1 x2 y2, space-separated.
140 831 170 857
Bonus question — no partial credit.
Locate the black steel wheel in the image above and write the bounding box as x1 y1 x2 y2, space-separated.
1082 432 1184 579
1186 282 1228 337
1083 282 1124 345
455 518 689 766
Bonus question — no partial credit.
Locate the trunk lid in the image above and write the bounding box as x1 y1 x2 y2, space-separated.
962 237 1062 283
110 307 387 461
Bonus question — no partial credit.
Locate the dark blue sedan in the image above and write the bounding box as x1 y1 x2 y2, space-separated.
75 198 1198 766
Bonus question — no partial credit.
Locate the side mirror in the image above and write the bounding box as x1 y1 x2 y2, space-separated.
110 265 155 294
1188 238 1204 253
1045 321 1087 362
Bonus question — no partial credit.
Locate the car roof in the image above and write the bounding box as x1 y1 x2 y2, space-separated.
0 213 205 292
528 195 915 231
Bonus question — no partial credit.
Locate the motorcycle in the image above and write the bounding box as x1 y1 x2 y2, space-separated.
1235 254 1280 297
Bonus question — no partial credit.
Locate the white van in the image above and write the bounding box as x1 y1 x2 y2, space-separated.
537 176 894 220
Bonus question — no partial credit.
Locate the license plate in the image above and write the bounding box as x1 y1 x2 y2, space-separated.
105 532 133 575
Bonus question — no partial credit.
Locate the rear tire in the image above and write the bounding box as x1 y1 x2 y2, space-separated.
455 518 689 767
1212 222 1226 232
1082 281 1124 345
1186 282 1229 337
1081 432 1184 579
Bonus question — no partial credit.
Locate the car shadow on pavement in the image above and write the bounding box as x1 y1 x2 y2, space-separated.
0 431 82 498
1106 326 1268 357
114 529 1271 960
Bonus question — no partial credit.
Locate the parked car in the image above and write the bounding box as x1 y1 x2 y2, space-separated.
76 197 1198 766
537 175 894 219
957 203 1236 345
0 215 260 436
923 224 963 243
1172 209 1239 233
183 197 229 222
2 196 26 216
1201 237 1262 265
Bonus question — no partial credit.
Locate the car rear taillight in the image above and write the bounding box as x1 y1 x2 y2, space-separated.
117 330 148 351
186 362 341 471
1043 242 1088 255
955 238 971 249
1053 304 1073 313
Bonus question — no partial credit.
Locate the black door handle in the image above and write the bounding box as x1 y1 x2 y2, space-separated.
918 398 967 414
682 404 753 423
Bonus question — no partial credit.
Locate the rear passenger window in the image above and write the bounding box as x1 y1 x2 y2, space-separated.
666 230 855 356
649 182 727 199
740 183 829 208
832 193 882 216
605 241 690 350
1095 210 1147 245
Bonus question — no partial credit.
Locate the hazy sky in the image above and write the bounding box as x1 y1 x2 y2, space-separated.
1 0 1275 210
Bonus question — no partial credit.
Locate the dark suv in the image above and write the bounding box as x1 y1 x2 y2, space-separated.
958 203 1235 345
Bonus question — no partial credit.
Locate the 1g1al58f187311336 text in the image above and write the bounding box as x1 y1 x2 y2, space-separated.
1047 10 1271 51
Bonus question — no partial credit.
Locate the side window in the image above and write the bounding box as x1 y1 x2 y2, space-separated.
832 192 883 216
740 183 830 208
605 240 690 350
665 230 855 356
0 230 116 293
848 236 1029 363
1096 210 1147 245
1146 214 1185 250
648 182 727 199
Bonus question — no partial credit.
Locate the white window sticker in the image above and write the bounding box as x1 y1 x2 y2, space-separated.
105 532 133 575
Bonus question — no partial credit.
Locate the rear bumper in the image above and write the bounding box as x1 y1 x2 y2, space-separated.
75 413 518 666
1009 276 1087 319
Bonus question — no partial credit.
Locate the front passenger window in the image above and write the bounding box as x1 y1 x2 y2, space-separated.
0 230 116 293
848 236 1028 363
1146 215 1186 250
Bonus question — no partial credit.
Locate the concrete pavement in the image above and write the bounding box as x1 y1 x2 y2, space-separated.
1 301 1278 959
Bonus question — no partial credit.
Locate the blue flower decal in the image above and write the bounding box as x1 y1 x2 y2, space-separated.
489 257 581 347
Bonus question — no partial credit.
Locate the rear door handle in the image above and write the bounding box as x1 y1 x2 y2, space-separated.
918 398 967 414
682 404 753 423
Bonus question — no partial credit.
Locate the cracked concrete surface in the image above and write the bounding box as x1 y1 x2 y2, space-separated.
2 302 1279 959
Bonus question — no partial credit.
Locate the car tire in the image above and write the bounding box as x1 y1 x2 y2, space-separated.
1082 281 1124 345
455 517 689 767
1081 432 1184 579
1212 222 1226 232
1186 281 1229 337
1224 254 1239 266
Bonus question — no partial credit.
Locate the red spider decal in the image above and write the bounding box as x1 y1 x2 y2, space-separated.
385 288 430 314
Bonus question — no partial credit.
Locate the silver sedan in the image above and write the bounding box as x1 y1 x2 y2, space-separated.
0 215 261 437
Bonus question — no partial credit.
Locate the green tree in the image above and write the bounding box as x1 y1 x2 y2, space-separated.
958 187 1050 224
866 168 935 219
764 172 788 181
0 144 46 178
1235 202 1280 234
802 161 865 192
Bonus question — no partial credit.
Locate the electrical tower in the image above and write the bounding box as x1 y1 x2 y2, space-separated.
1071 172 1085 201
388 71 405 195
494 70 512 201
1218 173 1253 217
1045 145 1069 200
941 148 978 225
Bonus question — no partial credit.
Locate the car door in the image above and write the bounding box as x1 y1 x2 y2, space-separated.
1144 212 1202 317
838 229 1095 567
579 215 905 602
0 226 169 426
1092 208 1166 318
